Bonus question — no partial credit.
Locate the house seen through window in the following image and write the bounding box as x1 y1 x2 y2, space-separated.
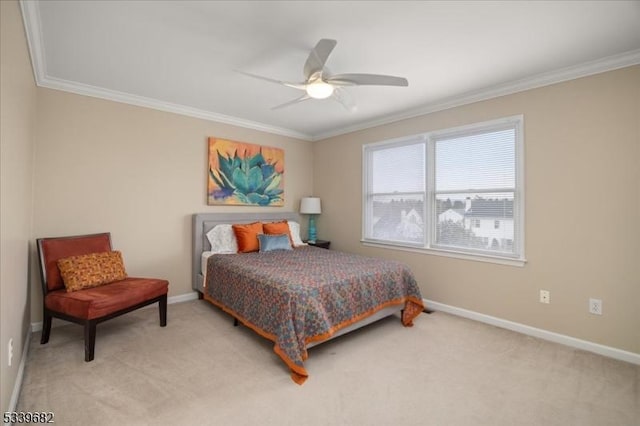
363 116 524 264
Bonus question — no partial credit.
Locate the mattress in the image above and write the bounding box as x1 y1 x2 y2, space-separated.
201 251 213 275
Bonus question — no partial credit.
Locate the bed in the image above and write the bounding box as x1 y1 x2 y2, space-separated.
192 212 424 384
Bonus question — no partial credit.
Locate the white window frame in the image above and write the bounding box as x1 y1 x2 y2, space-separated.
362 115 525 267
362 136 427 247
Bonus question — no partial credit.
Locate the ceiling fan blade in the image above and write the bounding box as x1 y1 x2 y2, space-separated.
303 39 337 80
271 94 312 110
327 73 408 87
332 88 357 112
236 70 307 90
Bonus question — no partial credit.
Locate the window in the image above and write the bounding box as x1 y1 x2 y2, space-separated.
364 139 425 245
363 116 524 265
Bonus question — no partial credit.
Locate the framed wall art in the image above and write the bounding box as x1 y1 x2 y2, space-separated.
207 137 284 206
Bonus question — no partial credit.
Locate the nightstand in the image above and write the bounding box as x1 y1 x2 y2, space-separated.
305 239 331 249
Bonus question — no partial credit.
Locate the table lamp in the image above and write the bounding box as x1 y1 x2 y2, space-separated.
300 197 322 243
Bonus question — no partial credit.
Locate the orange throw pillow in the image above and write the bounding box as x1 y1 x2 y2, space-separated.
232 222 264 253
57 251 127 292
262 221 293 245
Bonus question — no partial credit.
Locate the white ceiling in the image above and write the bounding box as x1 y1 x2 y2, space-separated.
21 1 640 141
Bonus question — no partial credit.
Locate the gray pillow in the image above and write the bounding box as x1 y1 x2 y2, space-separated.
258 234 293 253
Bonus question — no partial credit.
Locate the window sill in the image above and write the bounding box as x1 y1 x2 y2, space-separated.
361 240 527 267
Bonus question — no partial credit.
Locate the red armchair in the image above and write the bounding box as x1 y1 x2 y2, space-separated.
36 233 168 361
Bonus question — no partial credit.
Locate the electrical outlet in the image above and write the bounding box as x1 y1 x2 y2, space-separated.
539 290 550 304
589 298 602 315
8 338 13 367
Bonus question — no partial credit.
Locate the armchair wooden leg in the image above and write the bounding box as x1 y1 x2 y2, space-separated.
159 294 167 327
41 311 52 344
84 320 97 362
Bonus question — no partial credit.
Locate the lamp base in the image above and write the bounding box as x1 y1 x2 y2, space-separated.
308 215 317 243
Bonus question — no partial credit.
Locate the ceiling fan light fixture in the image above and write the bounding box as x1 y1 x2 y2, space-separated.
239 39 407 110
306 80 334 99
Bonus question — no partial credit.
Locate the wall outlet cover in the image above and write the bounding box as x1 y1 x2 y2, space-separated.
8 338 13 367
539 290 550 304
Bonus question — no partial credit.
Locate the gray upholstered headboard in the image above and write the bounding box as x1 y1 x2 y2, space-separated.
192 212 302 292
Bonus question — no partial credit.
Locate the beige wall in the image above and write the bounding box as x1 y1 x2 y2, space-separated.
314 66 640 354
1 0 38 412
30 89 314 321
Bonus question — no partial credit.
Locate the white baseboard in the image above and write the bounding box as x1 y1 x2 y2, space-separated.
425 298 640 365
6 327 31 423
165 291 199 304
30 292 200 332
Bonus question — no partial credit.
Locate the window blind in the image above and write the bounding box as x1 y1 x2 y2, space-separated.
363 116 524 264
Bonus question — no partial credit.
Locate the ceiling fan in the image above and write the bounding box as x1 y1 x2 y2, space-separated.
237 39 408 111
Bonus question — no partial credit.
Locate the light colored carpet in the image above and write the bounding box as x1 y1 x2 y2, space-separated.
17 300 639 426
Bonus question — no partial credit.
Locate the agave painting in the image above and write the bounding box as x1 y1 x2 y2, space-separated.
208 138 284 206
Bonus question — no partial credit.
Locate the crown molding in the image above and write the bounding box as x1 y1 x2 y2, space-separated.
20 1 640 143
38 75 312 140
20 0 46 84
312 48 640 141
18 1 312 141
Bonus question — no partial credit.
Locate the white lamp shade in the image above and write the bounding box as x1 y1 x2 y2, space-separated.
300 197 322 214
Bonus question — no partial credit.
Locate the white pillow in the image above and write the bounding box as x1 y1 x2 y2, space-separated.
205 224 238 254
287 221 306 247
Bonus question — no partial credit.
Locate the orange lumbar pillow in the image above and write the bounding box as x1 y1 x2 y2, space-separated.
57 251 127 292
232 222 264 253
262 220 294 246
